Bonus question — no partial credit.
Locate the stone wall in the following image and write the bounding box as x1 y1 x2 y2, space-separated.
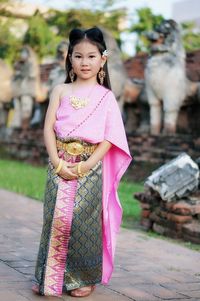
128 133 200 164
135 189 200 244
0 128 47 165
1 129 200 167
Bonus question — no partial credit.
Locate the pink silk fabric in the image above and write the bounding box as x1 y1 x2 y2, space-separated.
54 84 132 284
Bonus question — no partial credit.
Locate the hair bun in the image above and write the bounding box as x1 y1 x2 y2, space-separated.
69 28 84 43
85 27 104 43
68 27 106 49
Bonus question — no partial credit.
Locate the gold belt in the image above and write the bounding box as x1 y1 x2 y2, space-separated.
56 140 97 156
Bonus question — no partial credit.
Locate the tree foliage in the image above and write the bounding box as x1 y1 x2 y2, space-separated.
46 8 126 47
130 7 164 53
0 4 125 62
23 11 61 59
130 8 200 54
0 17 22 63
66 0 121 11
0 0 24 63
181 21 200 51
1 1 200 63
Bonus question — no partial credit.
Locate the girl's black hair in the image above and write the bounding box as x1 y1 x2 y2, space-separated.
65 27 111 90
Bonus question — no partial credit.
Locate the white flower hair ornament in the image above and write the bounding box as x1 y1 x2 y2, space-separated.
102 49 109 57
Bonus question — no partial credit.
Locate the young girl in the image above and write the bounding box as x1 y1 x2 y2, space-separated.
33 27 132 297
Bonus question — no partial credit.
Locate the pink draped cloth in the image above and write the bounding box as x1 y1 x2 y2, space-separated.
54 84 132 284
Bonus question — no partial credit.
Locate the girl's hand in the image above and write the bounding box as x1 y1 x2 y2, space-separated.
69 161 91 178
79 161 91 175
58 161 78 180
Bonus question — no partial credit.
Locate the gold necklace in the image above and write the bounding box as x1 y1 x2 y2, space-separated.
69 84 96 110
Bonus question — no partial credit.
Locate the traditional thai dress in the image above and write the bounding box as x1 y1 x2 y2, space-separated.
34 84 132 296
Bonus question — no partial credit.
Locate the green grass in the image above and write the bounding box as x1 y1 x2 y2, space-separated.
118 180 143 228
0 159 46 200
0 159 142 227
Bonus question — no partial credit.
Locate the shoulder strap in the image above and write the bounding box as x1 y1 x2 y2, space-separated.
67 89 110 137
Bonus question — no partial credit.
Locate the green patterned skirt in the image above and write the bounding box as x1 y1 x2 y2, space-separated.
34 139 102 296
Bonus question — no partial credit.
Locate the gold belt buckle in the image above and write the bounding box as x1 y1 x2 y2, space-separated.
66 142 84 156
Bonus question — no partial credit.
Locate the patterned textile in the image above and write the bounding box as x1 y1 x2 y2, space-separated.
64 161 102 291
34 139 102 296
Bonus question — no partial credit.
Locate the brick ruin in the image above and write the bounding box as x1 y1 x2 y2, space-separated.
135 154 200 244
135 189 200 244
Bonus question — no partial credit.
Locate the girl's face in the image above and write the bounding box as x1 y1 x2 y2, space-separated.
71 40 106 83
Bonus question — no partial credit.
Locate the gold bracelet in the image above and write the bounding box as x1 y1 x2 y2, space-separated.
55 158 63 174
77 161 85 177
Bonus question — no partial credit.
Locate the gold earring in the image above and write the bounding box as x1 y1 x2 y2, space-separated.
98 67 106 85
69 68 75 83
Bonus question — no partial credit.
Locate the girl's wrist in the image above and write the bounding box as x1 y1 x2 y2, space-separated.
51 157 60 169
55 158 63 174
77 161 90 177
82 161 92 173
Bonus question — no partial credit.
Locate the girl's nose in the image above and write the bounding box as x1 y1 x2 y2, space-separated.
81 58 89 65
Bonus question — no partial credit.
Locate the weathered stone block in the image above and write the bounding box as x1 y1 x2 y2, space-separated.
145 153 199 201
134 191 161 204
153 223 165 235
140 203 151 209
165 200 200 216
141 209 151 218
153 223 182 238
164 201 192 215
166 213 192 223
150 211 184 231
140 218 153 230
182 233 200 244
182 220 200 238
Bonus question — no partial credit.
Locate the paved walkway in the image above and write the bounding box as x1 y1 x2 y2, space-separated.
0 189 200 301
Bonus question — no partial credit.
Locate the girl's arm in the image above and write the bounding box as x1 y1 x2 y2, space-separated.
83 140 112 171
44 85 78 180
43 85 61 168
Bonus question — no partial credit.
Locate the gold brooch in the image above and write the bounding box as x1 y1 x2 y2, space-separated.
69 95 89 109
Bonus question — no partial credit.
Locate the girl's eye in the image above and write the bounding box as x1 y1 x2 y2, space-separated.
89 55 95 58
75 55 81 58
